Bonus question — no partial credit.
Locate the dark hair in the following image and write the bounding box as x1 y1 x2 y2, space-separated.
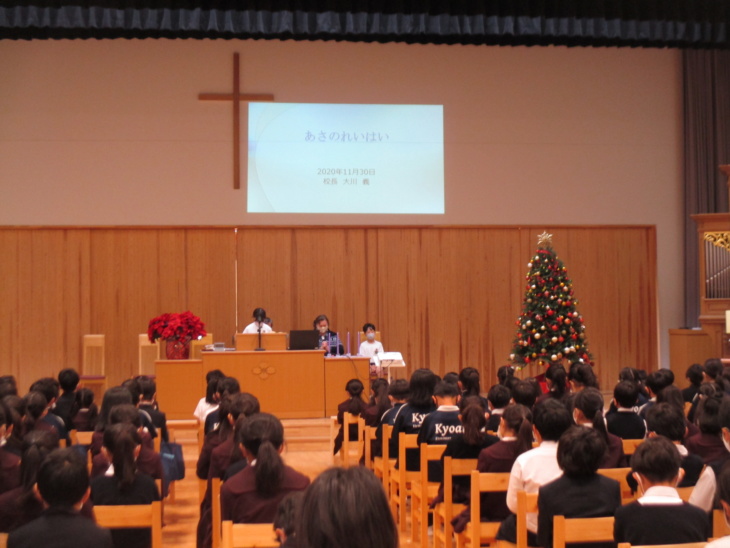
96 386 133 432
696 393 723 435
614 380 639 408
103 423 141 491
686 363 704 387
443 372 460 386
229 392 261 421
568 364 599 390
717 460 730 506
22 391 48 433
206 369 226 384
274 491 304 539
388 379 409 401
533 399 572 442
656 385 685 416
0 376 17 398
137 376 157 401
459 367 481 398
646 403 685 442
109 403 142 427
407 369 437 408
497 366 515 387
631 436 681 484
253 307 267 320
461 402 487 446
502 404 534 456
71 388 98 430
362 323 376 333
487 384 511 409
370 379 391 419
434 380 460 399
29 378 59 404
18 430 59 503
121 378 141 405
344 379 367 416
238 413 285 498
705 358 724 380
313 314 329 329
512 380 538 409
37 448 89 507
545 364 568 400
573 387 609 443
57 369 80 392
557 426 606 477
298 466 398 548
618 367 641 383
645 369 674 397
719 397 730 430
217 377 241 398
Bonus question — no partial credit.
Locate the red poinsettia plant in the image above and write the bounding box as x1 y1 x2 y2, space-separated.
148 311 207 343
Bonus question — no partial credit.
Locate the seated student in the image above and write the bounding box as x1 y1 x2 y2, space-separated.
645 403 704 487
54 369 79 430
362 378 391 428
511 379 539 410
8 448 113 548
92 387 136 456
297 466 398 548
70 388 98 432
615 437 710 545
358 323 384 369
689 397 730 513
391 369 438 471
221 413 310 524
452 403 533 534
606 380 647 440
538 427 622 548
572 387 625 468
90 404 162 481
242 308 272 334
683 363 705 403
28 378 71 445
0 403 20 495
496 399 573 545
204 377 241 434
333 379 367 456
458 368 489 409
120 379 157 440
0 377 17 399
485 385 511 432
639 369 675 419
706 462 730 548
685 391 728 464
194 369 225 423
273 492 303 548
443 372 460 386
417 381 463 481
90 423 160 548
136 376 168 443
2 396 25 457
536 364 569 406
21 392 59 444
657 384 699 439
371 379 408 459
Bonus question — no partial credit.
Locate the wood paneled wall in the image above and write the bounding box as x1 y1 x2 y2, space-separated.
0 226 657 394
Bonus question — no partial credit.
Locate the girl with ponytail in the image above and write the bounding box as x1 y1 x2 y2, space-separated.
333 379 368 455
452 403 534 534
572 387 624 468
221 413 309 524
90 423 160 548
538 364 569 404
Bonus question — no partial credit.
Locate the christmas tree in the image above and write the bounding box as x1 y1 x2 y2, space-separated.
510 232 591 369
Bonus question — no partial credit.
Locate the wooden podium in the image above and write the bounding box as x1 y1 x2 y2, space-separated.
155 351 369 420
235 333 287 351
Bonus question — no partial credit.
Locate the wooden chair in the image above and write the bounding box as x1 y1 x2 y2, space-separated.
341 412 363 467
363 424 376 471
328 416 338 464
0 532 7 548
714 508 730 539
622 438 644 456
677 486 694 502
94 500 162 548
138 333 160 376
212 478 222 548
389 432 419 532
618 543 706 548
433 456 477 548
374 424 395 490
553 515 615 548
81 334 106 399
481 489 539 548
597 467 637 504
455 470 511 548
221 521 278 548
411 443 448 543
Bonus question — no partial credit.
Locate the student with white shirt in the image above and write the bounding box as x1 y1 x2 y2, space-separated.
614 436 710 545
358 323 384 358
242 308 272 334
707 463 730 548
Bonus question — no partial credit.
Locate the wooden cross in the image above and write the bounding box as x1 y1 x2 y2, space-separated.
198 53 274 190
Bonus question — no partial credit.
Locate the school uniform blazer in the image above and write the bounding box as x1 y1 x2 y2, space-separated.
208 439 243 481
197 430 228 480
685 432 729 464
138 404 168 443
220 464 310 524
537 474 621 548
605 410 647 440
0 487 95 534
8 506 112 548
600 432 626 469
0 448 20 495
90 446 163 480
614 498 710 545
391 402 436 471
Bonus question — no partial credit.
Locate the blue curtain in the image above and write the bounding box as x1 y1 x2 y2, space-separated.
0 0 727 47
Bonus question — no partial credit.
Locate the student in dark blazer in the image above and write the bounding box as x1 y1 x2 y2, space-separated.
8 448 112 548
573 388 625 468
538 426 622 548
606 381 647 440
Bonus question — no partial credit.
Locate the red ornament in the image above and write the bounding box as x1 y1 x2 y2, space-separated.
547 310 554 316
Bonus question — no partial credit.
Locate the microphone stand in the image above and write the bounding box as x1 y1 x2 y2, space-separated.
255 322 265 351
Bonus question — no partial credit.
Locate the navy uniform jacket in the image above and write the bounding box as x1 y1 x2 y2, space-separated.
8 506 112 548
391 402 436 471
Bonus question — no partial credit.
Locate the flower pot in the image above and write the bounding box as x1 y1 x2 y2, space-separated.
165 339 190 360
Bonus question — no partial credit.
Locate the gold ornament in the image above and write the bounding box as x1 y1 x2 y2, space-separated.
537 231 553 246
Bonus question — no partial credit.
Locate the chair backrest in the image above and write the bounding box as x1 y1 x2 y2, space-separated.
381 423 394 488
597 467 636 504
394 432 420 492
82 334 105 376
363 424 376 470
676 486 694 502
553 515 615 548
714 508 730 539
212 477 222 548
617 543 707 548
138 334 160 376
443 456 478 506
94 500 162 548
0 532 7 548
221 521 279 548
418 442 448 485
341 412 363 467
622 438 644 456
516 490 540 548
468 470 511 547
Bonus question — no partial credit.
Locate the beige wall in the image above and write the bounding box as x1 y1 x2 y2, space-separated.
0 39 683 369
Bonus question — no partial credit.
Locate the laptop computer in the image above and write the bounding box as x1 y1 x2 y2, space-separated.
288 330 321 351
